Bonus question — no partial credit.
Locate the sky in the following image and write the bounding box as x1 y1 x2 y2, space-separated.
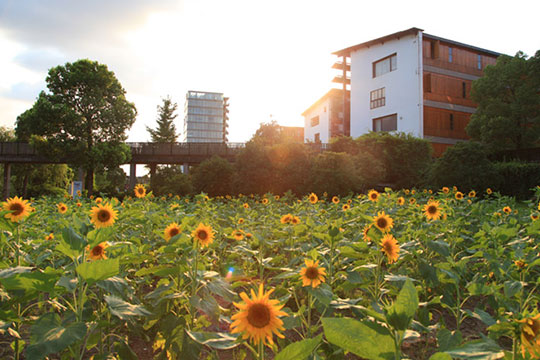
0 0 539 144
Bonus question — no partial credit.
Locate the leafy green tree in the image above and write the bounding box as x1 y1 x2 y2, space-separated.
309 151 359 196
234 142 274 194
191 156 234 196
329 136 359 155
15 59 137 194
151 166 192 196
146 96 179 142
267 143 311 195
466 51 540 151
249 120 285 146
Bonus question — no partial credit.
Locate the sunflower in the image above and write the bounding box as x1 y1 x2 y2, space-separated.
409 198 416 205
169 203 179 210
308 193 318 204
192 223 214 248
381 234 399 264
503 206 512 214
486 188 493 195
243 203 249 209
230 284 288 346
441 187 449 194
368 190 379 202
45 233 54 241
373 211 394 232
90 203 118 228
531 213 539 221
362 224 372 242
300 259 326 288
468 190 476 198
262 198 269 205
330 196 339 204
517 313 540 358
280 214 292 224
134 184 146 198
342 204 350 211
274 195 280 200
232 229 244 241
455 191 464 200
95 197 103 204
291 216 301 225
238 218 245 225
164 222 182 241
3 196 32 222
397 197 405 205
57 202 68 214
76 202 82 207
404 189 410 195
87 242 109 261
423 201 441 220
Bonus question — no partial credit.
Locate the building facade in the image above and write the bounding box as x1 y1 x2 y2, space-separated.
304 28 500 156
302 88 349 143
182 91 229 142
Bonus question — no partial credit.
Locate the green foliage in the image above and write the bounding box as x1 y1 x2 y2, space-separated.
430 141 498 192
356 132 433 189
15 59 137 194
234 142 274 194
11 164 73 198
94 166 127 197
268 143 311 195
492 161 540 199
274 334 322 360
309 151 359 196
191 156 234 196
466 50 540 151
329 136 359 155
146 96 179 143
151 165 192 196
249 120 284 146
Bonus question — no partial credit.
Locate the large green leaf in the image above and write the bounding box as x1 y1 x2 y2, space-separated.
386 279 419 331
322 317 394 360
25 313 87 360
104 295 151 320
0 267 62 293
76 258 119 286
274 334 322 360
186 331 239 350
437 328 462 352
444 338 505 360
56 227 86 259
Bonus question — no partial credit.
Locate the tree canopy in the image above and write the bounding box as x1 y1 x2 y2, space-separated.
146 96 179 142
15 59 137 194
466 50 540 151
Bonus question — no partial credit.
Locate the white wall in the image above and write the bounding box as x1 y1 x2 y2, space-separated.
303 98 331 143
350 32 423 138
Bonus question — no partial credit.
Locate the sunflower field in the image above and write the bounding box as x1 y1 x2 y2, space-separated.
1 186 540 360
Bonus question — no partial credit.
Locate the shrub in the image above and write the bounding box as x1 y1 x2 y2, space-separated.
191 156 234 196
429 141 499 192
267 143 311 195
234 142 274 195
309 151 359 196
151 166 192 196
492 161 540 199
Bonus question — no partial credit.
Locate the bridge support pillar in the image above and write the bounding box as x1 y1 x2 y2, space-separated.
129 163 136 190
3 163 10 200
182 163 189 175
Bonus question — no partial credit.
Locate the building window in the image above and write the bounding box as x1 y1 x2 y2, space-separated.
477 54 482 70
372 53 397 78
311 116 320 127
462 82 466 98
424 73 432 93
430 40 440 59
373 114 397 132
449 113 454 130
324 106 327 113
314 133 320 142
370 87 386 109
448 47 453 63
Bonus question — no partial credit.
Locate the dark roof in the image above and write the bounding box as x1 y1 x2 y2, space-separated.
302 88 345 116
333 27 502 58
422 33 502 57
333 27 423 57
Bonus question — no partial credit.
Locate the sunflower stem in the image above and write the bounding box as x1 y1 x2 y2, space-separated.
307 292 312 338
190 241 199 329
258 340 264 360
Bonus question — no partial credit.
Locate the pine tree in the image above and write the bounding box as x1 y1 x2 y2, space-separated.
146 96 179 142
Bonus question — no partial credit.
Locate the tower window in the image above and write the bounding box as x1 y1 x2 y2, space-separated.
373 114 397 132
462 82 467 98
448 47 453 63
477 54 482 70
370 87 386 109
449 114 454 130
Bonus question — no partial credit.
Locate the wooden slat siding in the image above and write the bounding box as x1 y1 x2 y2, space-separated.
431 142 452 157
422 39 497 75
424 106 470 139
423 72 476 107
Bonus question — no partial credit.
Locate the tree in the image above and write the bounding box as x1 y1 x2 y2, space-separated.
191 156 234 196
146 96 179 142
15 59 137 194
150 166 192 196
309 152 359 196
466 51 540 151
249 120 285 146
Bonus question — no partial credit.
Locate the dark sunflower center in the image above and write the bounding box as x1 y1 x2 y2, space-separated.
247 303 271 328
98 209 111 222
383 242 394 254
310 196 316 202
370 194 377 200
377 218 388 228
305 266 319 280
428 205 437 214
10 203 24 216
197 230 208 240
169 228 179 237
92 246 103 256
